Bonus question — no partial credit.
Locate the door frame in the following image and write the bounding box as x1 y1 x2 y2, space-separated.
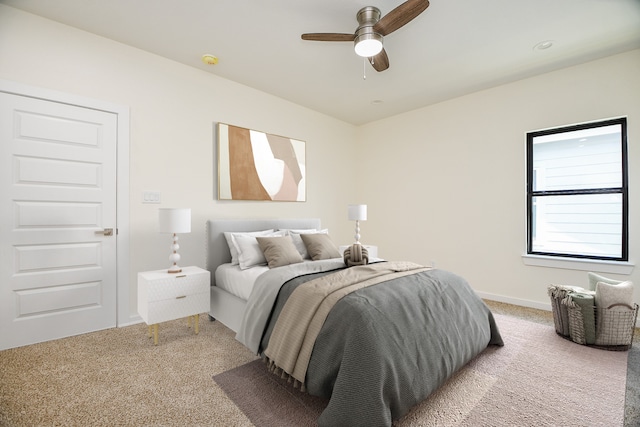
0 79 132 327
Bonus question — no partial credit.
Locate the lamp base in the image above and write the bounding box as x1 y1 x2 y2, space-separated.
168 234 182 273
167 265 182 274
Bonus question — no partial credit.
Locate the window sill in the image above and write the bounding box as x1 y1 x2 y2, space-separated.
521 254 635 275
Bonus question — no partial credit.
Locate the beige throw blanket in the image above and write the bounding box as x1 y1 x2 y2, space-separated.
264 261 429 389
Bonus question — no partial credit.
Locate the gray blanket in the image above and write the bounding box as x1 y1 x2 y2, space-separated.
237 259 347 354
246 262 503 426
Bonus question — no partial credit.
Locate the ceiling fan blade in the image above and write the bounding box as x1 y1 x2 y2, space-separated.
369 49 390 72
373 0 430 36
301 33 355 42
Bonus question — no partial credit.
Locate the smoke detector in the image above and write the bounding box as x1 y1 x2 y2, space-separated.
201 54 219 65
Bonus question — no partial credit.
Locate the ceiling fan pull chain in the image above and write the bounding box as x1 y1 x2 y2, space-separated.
363 57 367 80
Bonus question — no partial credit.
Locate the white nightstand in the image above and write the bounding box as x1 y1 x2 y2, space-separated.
339 244 378 258
138 266 210 345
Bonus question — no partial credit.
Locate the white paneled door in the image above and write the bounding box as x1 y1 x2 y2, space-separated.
0 92 118 350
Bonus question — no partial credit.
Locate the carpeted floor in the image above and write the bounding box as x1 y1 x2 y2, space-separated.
488 300 640 427
0 315 259 426
0 300 637 426
214 312 631 426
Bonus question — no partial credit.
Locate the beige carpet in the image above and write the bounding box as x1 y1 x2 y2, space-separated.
214 313 629 427
0 317 259 426
0 300 635 426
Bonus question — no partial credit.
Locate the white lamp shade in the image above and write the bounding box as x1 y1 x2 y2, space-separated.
348 204 367 221
158 208 191 234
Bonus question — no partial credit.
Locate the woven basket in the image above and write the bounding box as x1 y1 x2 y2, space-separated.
565 301 638 351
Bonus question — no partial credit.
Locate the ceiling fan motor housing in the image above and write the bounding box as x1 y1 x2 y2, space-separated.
354 6 383 57
357 6 381 25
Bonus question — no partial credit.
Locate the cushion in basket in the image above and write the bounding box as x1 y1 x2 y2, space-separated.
595 280 633 310
594 281 636 347
588 272 622 292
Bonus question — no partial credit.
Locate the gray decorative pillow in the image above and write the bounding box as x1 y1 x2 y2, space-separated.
234 230 286 270
256 235 303 268
282 229 329 259
588 272 622 292
300 233 341 261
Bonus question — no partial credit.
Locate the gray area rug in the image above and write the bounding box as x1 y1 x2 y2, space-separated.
215 313 635 426
626 345 640 426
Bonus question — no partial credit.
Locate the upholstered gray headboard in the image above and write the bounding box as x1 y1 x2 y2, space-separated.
205 218 321 286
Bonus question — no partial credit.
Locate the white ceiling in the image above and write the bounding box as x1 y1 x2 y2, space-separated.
2 0 640 125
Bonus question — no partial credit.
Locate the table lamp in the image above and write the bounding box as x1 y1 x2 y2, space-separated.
158 208 191 273
348 204 367 244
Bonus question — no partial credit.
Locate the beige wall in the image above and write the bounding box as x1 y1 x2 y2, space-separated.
358 49 640 309
1 5 638 319
0 5 359 321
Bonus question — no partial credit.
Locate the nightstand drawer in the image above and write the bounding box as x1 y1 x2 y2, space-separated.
138 266 210 325
138 267 209 302
137 266 210 344
145 291 209 325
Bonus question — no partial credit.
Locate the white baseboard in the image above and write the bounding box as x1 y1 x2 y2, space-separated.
475 291 552 312
118 314 143 327
477 291 640 327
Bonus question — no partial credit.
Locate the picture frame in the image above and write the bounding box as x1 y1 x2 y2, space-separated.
217 123 306 201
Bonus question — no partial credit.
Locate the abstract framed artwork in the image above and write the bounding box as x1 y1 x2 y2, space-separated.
217 123 306 201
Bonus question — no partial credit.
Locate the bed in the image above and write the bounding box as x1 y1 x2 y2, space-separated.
206 218 503 427
206 218 323 331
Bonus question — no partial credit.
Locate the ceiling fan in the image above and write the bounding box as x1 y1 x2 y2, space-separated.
301 0 430 72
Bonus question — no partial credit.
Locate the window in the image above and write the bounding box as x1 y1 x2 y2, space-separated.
526 117 628 261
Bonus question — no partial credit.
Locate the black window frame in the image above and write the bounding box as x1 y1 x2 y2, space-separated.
526 117 628 261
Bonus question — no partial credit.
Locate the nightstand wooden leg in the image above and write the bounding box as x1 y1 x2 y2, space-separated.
147 325 152 338
153 324 158 345
187 316 192 328
195 314 199 335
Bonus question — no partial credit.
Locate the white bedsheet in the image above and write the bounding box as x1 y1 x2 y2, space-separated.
215 263 269 300
215 258 367 302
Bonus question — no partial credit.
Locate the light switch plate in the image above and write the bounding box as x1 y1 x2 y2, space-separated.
142 191 161 204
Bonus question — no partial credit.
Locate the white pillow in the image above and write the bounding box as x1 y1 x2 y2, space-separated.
595 280 634 311
223 229 274 265
285 229 328 259
279 228 318 234
234 230 286 270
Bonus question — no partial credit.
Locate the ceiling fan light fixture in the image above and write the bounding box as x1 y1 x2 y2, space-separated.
301 1 431 72
354 31 383 57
